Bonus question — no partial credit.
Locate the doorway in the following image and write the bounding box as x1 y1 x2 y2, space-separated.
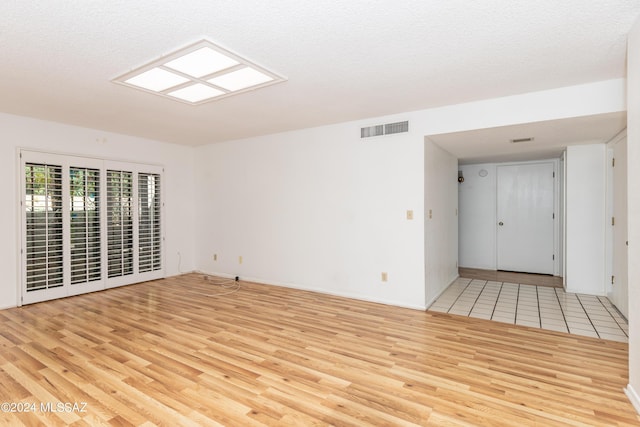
458 160 558 276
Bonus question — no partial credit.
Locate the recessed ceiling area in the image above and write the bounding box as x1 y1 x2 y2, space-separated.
1 1 639 145
427 112 627 165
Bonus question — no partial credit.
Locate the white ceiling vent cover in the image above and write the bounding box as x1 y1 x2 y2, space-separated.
361 120 409 138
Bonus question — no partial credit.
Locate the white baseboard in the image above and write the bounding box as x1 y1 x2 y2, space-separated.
195 270 426 311
625 384 640 415
194 270 238 280
0 303 17 311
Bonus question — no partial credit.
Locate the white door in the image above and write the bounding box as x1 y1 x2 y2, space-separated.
611 139 628 317
496 163 555 275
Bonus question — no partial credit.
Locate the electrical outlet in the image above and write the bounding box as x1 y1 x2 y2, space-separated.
381 272 388 282
239 256 243 264
428 209 433 219
406 210 413 220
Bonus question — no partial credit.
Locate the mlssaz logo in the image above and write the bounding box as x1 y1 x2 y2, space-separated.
40 402 88 413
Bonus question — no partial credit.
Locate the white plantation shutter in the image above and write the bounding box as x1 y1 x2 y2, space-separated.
138 173 161 273
70 167 101 285
107 170 134 278
25 163 64 291
21 151 164 305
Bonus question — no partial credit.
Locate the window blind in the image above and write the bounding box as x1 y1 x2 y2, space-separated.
138 173 162 273
107 170 134 278
70 167 101 285
21 151 164 305
25 163 64 291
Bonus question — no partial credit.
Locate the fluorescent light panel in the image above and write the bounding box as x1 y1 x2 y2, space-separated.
209 67 274 91
124 68 189 92
169 83 224 103
164 47 239 78
113 39 285 105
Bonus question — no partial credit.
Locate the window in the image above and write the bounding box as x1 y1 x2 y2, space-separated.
70 167 101 285
107 170 134 278
20 151 164 305
138 173 162 273
25 163 63 291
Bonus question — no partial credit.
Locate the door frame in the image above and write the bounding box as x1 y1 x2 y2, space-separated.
605 129 628 316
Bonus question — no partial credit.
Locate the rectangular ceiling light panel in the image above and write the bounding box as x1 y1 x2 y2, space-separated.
168 83 225 103
113 40 285 105
164 47 239 78
125 68 189 92
208 67 274 91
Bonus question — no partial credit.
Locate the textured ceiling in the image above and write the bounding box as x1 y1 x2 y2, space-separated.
0 1 639 147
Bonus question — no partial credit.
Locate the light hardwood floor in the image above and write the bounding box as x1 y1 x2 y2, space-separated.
0 274 638 426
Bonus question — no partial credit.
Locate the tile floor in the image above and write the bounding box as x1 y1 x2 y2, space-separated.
429 277 629 343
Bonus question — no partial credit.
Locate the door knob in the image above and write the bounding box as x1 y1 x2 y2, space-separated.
498 221 504 226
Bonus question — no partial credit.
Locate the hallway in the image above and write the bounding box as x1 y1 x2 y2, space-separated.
429 276 629 342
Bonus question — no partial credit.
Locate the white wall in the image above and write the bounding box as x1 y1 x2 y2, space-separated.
419 79 625 137
625 14 640 414
0 78 622 312
564 144 607 295
424 139 458 305
193 120 426 309
192 79 624 310
458 163 497 270
0 112 196 309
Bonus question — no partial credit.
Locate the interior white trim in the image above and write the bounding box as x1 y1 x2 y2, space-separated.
625 384 640 415
199 270 427 311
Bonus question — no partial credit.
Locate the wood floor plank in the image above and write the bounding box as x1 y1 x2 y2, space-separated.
0 273 637 426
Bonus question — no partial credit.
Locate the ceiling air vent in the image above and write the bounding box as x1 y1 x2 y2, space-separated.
361 125 384 138
361 120 409 138
385 121 409 135
510 137 534 144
